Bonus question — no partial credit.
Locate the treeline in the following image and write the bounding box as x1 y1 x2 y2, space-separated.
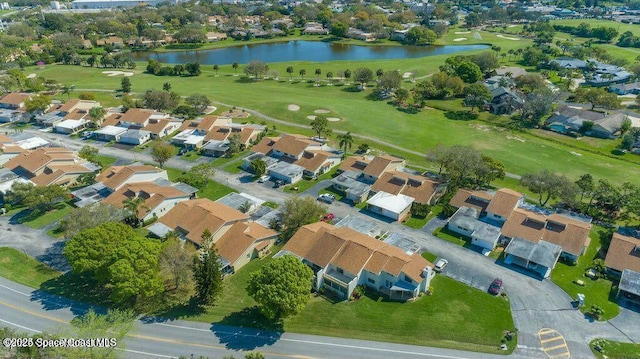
552 23 618 43
617 31 640 48
146 59 201 76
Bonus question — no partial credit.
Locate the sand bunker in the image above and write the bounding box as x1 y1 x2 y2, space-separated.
26 73 37 79
327 117 341 122
402 72 414 79
102 71 134 77
307 115 317 120
453 38 467 42
496 34 520 41
314 109 330 114
570 151 583 157
454 31 471 34
288 104 300 111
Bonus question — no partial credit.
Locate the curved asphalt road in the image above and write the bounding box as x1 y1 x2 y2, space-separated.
1 276 533 359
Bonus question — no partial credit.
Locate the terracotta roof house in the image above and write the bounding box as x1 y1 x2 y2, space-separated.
371 171 444 206
3 147 97 187
250 134 340 183
485 188 525 223
0 93 31 110
501 207 592 264
149 199 277 273
142 119 181 139
281 222 435 301
605 230 640 275
96 165 168 192
103 181 194 222
361 155 405 183
449 189 493 213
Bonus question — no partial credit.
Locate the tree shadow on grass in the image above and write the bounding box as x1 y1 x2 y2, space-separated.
340 86 361 93
142 297 208 323
34 273 109 315
234 76 254 84
212 306 283 350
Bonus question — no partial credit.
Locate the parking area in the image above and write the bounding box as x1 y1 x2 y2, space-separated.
538 328 570 359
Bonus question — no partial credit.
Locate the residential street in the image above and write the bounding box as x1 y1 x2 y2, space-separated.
2 128 640 358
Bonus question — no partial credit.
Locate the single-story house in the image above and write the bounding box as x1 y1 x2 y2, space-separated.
216 192 264 214
371 171 445 206
609 81 640 95
201 140 228 157
0 109 29 123
172 129 205 149
242 153 278 173
94 125 128 142
281 222 435 301
504 237 563 278
54 119 88 134
268 161 304 184
119 129 151 145
366 191 414 222
331 170 371 204
447 206 501 251
617 269 640 305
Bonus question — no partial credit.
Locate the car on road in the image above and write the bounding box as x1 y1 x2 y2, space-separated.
434 258 448 273
321 213 335 222
317 193 335 204
257 175 270 183
488 278 503 295
273 179 285 188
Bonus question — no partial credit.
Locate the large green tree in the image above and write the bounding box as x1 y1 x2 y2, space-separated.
60 203 125 238
160 237 196 299
193 229 224 305
404 26 437 45
64 223 164 305
463 83 492 112
247 255 313 320
249 158 267 177
280 197 327 238
520 169 578 206
574 87 620 110
150 141 174 168
310 115 332 139
244 60 269 79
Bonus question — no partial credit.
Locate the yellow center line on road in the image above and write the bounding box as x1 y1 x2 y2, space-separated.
0 299 316 359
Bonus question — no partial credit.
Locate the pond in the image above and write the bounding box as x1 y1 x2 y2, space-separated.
132 40 489 65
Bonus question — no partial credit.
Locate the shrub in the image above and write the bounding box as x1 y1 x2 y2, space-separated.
411 203 431 218
445 110 479 121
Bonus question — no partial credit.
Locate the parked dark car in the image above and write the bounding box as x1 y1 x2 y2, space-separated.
488 278 503 295
273 179 285 188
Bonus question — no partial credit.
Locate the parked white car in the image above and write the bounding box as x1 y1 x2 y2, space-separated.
434 258 448 273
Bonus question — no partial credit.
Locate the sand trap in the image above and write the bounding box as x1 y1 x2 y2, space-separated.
102 71 134 77
402 72 414 79
314 109 330 114
570 151 583 157
506 135 525 143
307 115 317 120
288 104 300 111
203 106 217 114
454 31 471 34
453 38 467 42
327 117 341 122
26 73 37 79
496 34 520 41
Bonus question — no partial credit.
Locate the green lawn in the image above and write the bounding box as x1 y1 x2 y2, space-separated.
421 251 438 263
28 63 640 186
551 226 620 320
161 254 515 353
403 215 430 229
433 226 470 247
590 339 640 359
0 248 61 288
180 151 201 162
20 203 73 229
97 155 117 168
165 167 236 201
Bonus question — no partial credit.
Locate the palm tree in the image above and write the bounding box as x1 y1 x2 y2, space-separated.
314 68 321 82
299 69 306 81
88 106 106 128
326 71 333 85
376 69 384 78
286 66 294 81
344 69 351 85
232 62 238 76
337 132 353 155
507 49 514 62
213 64 219 76
123 197 148 227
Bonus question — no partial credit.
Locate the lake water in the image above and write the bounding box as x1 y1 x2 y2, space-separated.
132 41 489 65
